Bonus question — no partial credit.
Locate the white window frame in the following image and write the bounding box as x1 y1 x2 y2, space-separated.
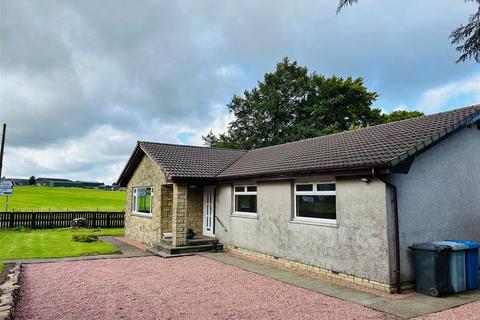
293 181 336 225
132 186 153 217
233 185 257 217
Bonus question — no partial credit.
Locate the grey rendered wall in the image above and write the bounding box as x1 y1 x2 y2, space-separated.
388 126 480 282
215 178 393 284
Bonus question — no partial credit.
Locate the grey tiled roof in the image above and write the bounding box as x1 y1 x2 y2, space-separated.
217 104 480 178
138 142 247 179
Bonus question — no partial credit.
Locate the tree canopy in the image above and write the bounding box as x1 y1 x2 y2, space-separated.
203 58 423 149
382 110 424 123
337 0 480 63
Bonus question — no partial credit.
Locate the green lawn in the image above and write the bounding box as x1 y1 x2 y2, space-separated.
5 186 125 212
0 228 124 260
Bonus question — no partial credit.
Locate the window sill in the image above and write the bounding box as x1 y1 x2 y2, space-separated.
231 212 258 219
290 218 338 228
131 212 153 218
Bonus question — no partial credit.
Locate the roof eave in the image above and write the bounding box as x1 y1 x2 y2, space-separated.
116 143 143 187
388 112 480 168
215 166 391 182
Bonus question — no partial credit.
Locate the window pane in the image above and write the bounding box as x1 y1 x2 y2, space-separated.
296 195 336 220
317 183 336 191
137 187 152 213
235 195 257 213
234 186 245 193
246 186 257 192
296 184 313 192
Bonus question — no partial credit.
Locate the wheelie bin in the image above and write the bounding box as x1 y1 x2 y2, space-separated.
433 240 468 293
409 242 451 296
447 240 480 290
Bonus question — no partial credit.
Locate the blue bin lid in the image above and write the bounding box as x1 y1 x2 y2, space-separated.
432 240 468 250
446 240 480 249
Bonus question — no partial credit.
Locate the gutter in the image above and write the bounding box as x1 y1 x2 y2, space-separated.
373 169 402 294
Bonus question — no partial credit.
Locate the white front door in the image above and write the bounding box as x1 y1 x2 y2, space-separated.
203 186 215 237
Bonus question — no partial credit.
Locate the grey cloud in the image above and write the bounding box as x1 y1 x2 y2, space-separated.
1 0 479 181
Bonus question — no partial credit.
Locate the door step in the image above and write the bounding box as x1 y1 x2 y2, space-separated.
150 240 223 258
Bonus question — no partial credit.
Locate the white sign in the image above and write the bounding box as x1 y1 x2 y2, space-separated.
0 181 14 189
0 189 13 196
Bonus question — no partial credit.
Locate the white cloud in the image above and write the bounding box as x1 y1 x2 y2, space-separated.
186 104 234 146
393 105 407 112
213 64 244 79
3 125 137 184
1 0 478 182
417 73 480 113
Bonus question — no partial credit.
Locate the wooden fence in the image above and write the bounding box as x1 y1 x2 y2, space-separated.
0 211 125 229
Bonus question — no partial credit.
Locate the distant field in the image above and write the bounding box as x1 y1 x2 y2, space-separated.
2 186 125 212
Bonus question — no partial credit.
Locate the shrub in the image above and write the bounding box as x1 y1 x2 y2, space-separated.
71 218 89 229
72 233 98 243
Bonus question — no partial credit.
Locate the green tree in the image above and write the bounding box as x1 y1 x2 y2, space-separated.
337 0 480 63
28 176 36 185
203 58 383 149
381 110 424 123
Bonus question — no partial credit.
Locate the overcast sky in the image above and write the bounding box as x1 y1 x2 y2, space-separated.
1 0 479 184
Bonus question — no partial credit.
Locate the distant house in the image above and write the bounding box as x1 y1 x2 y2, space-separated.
117 104 480 293
36 178 104 189
36 177 72 186
76 181 104 189
2 178 29 186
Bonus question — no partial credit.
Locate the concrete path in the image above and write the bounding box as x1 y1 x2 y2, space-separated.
200 252 480 319
3 236 152 264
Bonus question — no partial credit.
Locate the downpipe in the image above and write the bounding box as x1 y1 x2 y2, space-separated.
373 169 402 294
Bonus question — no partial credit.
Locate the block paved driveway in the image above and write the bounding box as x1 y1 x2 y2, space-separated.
16 256 397 320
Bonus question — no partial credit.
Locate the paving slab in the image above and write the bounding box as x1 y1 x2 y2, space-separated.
200 252 480 319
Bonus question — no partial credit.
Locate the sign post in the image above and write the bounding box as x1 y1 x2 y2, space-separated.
0 180 14 211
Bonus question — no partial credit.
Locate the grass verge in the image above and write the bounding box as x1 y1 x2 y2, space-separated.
0 228 124 260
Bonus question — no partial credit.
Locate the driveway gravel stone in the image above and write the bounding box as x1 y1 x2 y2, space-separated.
415 300 480 320
16 256 397 320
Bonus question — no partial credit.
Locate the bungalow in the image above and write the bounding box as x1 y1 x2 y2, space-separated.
117 104 480 293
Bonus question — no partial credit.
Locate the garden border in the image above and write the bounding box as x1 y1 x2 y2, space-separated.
0 263 21 320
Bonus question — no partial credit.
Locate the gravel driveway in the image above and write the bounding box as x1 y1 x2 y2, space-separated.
16 256 396 320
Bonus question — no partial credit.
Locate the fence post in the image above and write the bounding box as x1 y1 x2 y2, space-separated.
48 208 53 228
32 212 36 229
0 211 124 229
9 211 14 228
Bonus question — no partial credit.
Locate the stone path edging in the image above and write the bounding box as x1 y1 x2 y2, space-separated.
0 263 21 320
199 252 480 319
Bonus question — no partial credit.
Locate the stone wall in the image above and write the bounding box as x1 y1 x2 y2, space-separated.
125 154 167 246
124 155 207 246
172 183 188 246
161 185 173 234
